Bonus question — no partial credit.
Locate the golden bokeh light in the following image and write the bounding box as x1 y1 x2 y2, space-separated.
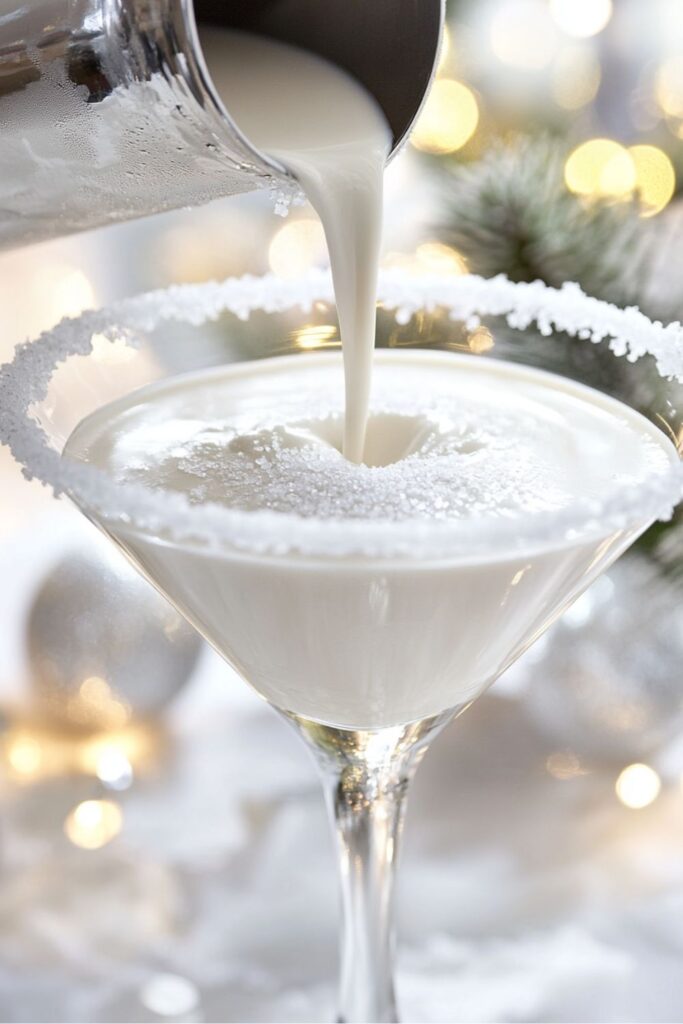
468 326 495 354
80 676 112 703
552 48 601 110
64 799 123 849
6 733 43 778
411 79 479 154
268 218 327 279
629 145 676 217
295 324 339 350
564 139 636 199
382 244 467 277
549 0 612 39
2 720 159 785
655 57 683 120
545 750 585 780
565 139 675 216
415 242 468 275
615 763 661 809
80 726 158 776
490 0 558 71
67 675 130 730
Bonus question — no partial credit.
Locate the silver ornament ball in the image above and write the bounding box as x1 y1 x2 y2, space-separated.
523 555 683 764
27 544 202 729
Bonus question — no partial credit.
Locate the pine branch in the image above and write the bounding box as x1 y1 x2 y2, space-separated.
437 135 653 308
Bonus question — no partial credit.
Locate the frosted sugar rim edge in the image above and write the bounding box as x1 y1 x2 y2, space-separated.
1 270 682 559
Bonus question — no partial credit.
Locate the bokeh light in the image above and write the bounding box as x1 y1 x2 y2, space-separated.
80 727 157 777
628 145 676 216
295 324 338 350
140 974 200 1018
490 0 558 71
2 720 159 785
414 242 468 275
95 747 134 791
6 733 43 778
545 750 585 780
268 218 327 278
564 139 675 216
68 675 131 730
552 47 601 110
564 139 636 199
615 763 661 809
549 0 612 39
468 326 495 354
655 56 683 119
411 80 479 154
64 799 123 849
382 244 467 276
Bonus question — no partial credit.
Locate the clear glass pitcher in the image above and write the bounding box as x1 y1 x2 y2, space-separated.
0 0 442 250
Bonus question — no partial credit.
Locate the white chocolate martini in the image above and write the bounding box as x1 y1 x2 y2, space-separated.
64 350 677 729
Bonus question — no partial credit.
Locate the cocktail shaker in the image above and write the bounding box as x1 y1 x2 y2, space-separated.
0 0 442 250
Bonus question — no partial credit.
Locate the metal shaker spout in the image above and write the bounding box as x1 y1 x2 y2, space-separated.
191 0 443 158
0 0 443 250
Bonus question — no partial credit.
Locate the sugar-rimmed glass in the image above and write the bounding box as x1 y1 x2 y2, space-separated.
1 271 681 1023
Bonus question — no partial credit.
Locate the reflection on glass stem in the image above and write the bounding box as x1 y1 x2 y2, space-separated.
287 704 471 1023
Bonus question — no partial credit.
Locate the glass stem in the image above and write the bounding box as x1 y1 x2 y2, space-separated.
286 708 463 1024
326 745 410 1023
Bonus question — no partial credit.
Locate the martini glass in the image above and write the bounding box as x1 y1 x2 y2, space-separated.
1 271 682 1023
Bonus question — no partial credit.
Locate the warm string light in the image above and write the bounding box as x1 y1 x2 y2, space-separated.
382 243 467 276
94 747 135 791
0 255 96 357
615 763 661 809
564 139 636 199
655 56 683 120
64 798 123 849
411 79 479 154
6 733 43 777
290 245 467 351
545 750 587 780
564 139 676 216
294 324 339 350
552 47 601 110
490 0 559 71
629 145 676 217
549 0 612 39
467 326 495 354
268 218 327 278
545 754 664 808
69 675 131 730
140 974 201 1018
2 719 157 785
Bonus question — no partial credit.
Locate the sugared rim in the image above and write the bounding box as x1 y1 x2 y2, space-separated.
1 270 682 560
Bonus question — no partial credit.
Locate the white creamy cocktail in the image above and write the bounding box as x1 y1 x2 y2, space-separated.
63 348 677 730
